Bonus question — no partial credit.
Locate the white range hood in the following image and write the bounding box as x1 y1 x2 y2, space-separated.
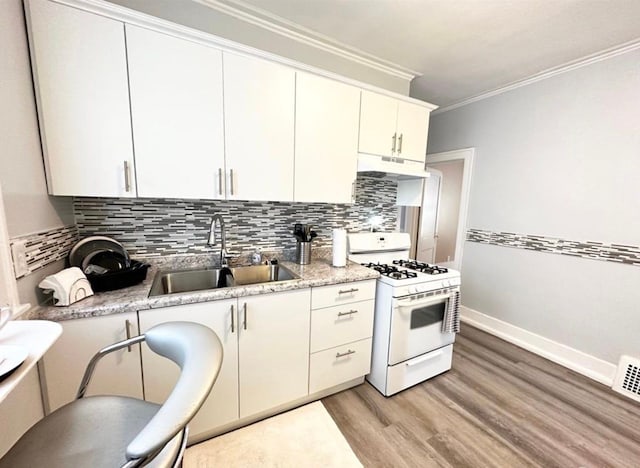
357 154 431 179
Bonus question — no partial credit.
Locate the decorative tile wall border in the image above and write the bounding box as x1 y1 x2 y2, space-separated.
466 228 640 266
74 175 398 257
9 225 79 278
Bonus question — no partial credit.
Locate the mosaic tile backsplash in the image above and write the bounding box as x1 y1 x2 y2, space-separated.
467 228 640 266
74 175 398 257
9 225 79 278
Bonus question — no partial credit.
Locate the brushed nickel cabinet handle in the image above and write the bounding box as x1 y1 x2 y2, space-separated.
124 161 131 192
218 168 223 196
125 319 132 352
398 133 403 154
230 304 235 333
336 349 356 358
351 180 356 202
391 133 397 154
229 169 235 196
337 309 358 317
243 302 247 330
338 288 359 295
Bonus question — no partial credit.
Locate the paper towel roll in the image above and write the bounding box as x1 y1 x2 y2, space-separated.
332 229 347 267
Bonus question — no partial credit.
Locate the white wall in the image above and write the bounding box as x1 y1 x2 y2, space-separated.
0 0 74 305
104 0 409 95
427 48 640 365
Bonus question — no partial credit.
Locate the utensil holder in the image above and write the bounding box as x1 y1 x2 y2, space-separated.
296 242 312 265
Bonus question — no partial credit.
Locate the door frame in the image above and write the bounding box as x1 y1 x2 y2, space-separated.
0 183 25 313
425 148 475 271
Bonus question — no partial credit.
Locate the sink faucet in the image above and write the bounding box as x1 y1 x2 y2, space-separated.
207 214 231 267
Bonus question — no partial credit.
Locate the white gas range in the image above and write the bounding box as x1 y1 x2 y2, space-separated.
348 232 461 396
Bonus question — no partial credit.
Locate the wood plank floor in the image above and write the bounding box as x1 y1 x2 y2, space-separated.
322 325 640 468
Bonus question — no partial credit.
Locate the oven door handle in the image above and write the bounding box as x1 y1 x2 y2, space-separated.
395 292 454 309
406 350 444 367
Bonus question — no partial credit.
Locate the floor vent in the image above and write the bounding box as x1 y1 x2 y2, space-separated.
612 355 640 403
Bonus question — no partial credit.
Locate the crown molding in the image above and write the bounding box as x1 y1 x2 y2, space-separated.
433 38 640 115
194 0 420 82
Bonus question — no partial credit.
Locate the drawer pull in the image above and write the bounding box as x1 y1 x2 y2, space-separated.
406 350 443 367
336 349 356 358
338 288 359 295
230 304 235 333
337 309 358 317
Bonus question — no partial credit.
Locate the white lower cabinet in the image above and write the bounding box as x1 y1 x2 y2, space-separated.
238 290 311 418
309 338 373 394
138 288 311 437
40 312 143 412
42 282 372 439
309 280 376 394
138 300 239 440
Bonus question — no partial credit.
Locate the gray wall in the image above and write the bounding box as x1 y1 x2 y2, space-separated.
0 0 74 306
427 48 640 364
104 0 409 95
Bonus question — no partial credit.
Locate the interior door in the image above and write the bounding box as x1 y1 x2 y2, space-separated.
416 170 442 263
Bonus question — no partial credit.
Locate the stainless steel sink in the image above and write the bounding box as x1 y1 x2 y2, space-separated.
149 264 299 297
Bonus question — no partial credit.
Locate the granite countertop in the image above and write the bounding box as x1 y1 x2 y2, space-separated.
26 255 379 322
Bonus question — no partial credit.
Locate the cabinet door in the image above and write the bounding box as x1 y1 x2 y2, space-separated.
25 0 135 197
294 73 360 203
396 101 430 163
138 300 238 440
126 25 225 199
223 53 295 202
238 289 311 418
40 312 142 412
358 91 399 158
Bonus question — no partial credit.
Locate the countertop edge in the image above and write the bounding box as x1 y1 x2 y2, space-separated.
27 260 379 322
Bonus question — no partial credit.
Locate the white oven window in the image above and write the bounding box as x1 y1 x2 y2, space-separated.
410 302 446 329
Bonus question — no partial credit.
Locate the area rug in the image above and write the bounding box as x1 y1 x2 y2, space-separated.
183 401 362 468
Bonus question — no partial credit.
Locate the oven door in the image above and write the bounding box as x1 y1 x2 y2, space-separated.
388 291 456 365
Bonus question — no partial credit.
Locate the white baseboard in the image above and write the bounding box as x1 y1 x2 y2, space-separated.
460 306 617 386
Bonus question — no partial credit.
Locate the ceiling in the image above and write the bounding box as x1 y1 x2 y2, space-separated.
212 0 640 107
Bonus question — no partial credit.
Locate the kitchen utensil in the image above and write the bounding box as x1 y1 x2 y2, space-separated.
310 231 318 241
296 241 312 265
69 236 130 270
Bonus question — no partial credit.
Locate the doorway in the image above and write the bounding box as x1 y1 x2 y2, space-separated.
400 148 474 270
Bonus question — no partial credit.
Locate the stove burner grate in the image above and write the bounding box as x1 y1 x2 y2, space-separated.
392 260 449 275
360 262 418 279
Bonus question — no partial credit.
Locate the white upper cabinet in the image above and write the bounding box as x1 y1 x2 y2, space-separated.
358 92 399 158
359 90 430 164
294 73 360 204
223 53 295 202
126 25 225 199
395 101 430 162
25 0 136 197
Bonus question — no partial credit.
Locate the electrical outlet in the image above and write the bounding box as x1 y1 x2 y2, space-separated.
11 240 29 278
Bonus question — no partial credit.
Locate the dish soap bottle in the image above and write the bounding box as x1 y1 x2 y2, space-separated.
251 249 263 265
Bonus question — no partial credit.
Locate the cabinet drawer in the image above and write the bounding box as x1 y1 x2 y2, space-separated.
310 300 374 353
385 345 453 396
309 338 372 394
311 280 376 310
